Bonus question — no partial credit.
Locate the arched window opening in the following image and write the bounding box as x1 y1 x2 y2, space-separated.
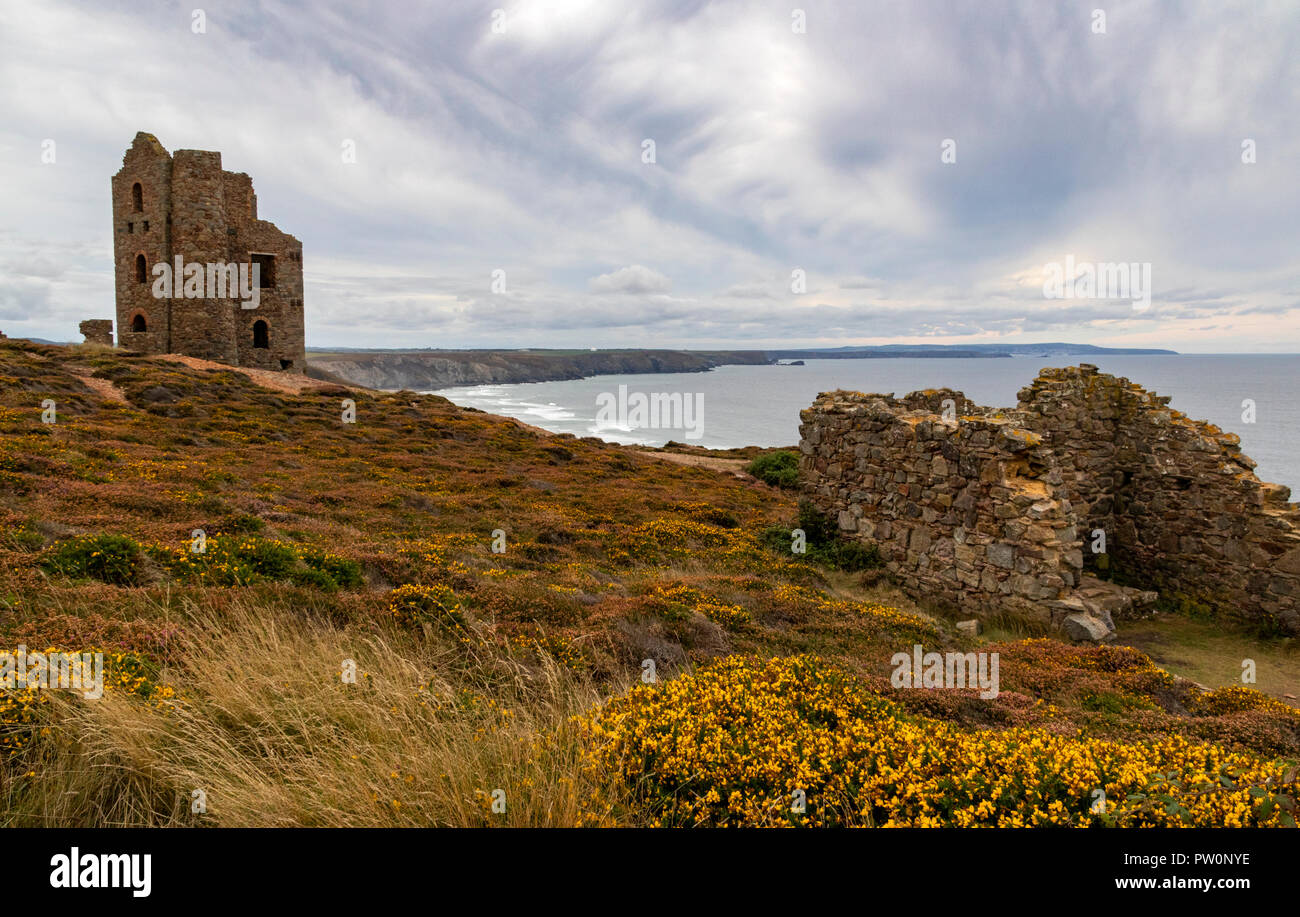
252 320 269 349
135 254 147 283
131 313 147 333
132 182 143 212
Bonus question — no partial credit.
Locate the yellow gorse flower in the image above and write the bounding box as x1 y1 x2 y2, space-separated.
576 655 1299 828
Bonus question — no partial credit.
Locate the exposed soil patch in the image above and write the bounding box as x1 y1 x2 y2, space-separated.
640 450 750 476
74 374 126 402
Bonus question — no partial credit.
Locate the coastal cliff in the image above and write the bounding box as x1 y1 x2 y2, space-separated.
307 349 770 391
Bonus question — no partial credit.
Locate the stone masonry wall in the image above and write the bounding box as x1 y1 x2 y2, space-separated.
799 387 1088 633
799 365 1300 637
78 320 113 346
111 132 305 372
1019 366 1300 633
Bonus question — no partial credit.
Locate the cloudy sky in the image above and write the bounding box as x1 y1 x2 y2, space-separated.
2 0 1298 351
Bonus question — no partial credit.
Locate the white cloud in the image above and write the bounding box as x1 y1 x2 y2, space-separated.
587 264 672 294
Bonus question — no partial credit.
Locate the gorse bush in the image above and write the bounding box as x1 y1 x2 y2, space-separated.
42 535 145 586
746 450 800 489
165 536 363 591
1192 685 1300 719
648 583 751 628
796 501 882 571
42 532 363 592
300 548 364 590
163 535 295 585
388 584 467 634
760 501 882 572
577 655 1300 827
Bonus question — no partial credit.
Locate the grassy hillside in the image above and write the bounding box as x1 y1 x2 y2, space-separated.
0 338 1296 827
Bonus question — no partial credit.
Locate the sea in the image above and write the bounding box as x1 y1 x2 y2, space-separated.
431 354 1300 492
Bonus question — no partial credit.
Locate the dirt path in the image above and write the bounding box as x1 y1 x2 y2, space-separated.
157 354 339 394
641 450 750 475
74 374 126 402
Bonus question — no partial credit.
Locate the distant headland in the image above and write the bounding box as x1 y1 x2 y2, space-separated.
306 343 1177 391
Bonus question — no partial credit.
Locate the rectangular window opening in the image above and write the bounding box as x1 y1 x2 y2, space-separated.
250 253 276 289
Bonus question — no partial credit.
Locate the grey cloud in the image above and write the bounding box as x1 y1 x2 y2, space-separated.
0 0 1296 351
588 265 672 295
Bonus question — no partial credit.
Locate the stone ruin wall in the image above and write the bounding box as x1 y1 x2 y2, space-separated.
78 320 113 346
1021 367 1300 632
111 132 306 373
799 365 1300 638
799 386 1093 634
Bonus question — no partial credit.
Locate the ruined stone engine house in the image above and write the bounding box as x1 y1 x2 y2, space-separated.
799 365 1300 640
111 132 305 372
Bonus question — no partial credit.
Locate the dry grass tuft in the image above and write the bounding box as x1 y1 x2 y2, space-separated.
6 597 624 827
